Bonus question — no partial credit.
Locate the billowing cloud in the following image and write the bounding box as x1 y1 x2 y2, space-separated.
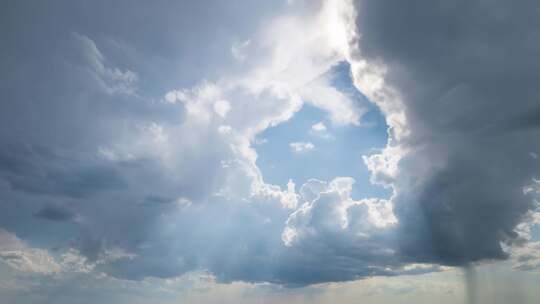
0 0 376 287
347 0 540 266
0 0 539 297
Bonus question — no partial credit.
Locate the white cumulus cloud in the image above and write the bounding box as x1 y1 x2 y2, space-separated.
290 141 315 153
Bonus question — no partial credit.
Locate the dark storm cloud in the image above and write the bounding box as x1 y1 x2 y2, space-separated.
35 205 75 222
353 0 540 265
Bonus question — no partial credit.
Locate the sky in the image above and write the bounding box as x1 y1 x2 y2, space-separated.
1 0 540 303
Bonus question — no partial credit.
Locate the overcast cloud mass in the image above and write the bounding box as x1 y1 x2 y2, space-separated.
1 0 540 303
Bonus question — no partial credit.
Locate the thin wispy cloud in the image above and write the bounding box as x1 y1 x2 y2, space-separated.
290 141 315 153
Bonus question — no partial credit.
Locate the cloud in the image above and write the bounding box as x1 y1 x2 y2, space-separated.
0 228 138 276
2 0 539 293
71 33 138 95
510 241 540 271
0 229 61 275
231 40 251 62
0 0 444 287
311 122 327 132
0 143 128 199
346 0 540 265
284 177 397 246
35 205 75 222
300 76 364 126
289 142 315 153
214 100 232 118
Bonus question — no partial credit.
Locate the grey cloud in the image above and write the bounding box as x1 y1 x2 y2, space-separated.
35 205 75 222
353 0 540 265
140 195 176 206
0 142 127 199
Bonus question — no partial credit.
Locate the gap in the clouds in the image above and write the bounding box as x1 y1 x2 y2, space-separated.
255 62 391 200
531 223 540 242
